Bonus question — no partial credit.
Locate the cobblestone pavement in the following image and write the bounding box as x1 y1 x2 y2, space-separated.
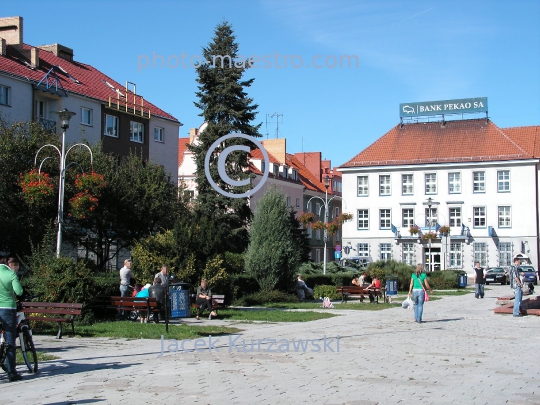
0 284 538 405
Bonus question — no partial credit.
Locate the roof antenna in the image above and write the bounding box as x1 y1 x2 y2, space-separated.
270 112 283 138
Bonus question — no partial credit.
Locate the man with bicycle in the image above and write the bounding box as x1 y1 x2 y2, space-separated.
0 257 23 381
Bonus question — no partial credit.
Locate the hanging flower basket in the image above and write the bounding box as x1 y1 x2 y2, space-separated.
298 212 316 225
74 172 106 196
336 212 353 224
311 221 326 230
69 192 99 219
409 225 420 235
327 221 339 235
421 232 437 242
19 169 55 207
438 225 450 236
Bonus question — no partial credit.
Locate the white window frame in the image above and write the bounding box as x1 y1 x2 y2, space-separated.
286 196 292 207
425 173 437 194
497 170 510 193
402 208 414 228
307 224 312 239
448 172 461 194
0 84 10 106
357 243 370 258
499 242 513 267
425 207 437 228
154 127 164 142
473 207 486 228
357 209 369 230
130 121 144 143
402 174 413 195
449 242 463 268
291 169 298 181
402 243 415 266
104 114 119 138
379 209 391 229
449 207 461 227
473 171 485 193
357 176 368 196
295 197 300 208
379 175 391 196
498 206 511 228
380 243 392 261
316 203 321 219
80 107 92 126
473 242 488 267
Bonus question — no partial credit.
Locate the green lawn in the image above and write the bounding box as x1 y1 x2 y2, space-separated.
216 308 337 322
15 350 57 366
259 302 401 310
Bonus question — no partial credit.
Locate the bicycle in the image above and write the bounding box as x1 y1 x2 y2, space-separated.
16 311 38 373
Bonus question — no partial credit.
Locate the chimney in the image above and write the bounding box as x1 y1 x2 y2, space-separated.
30 47 39 68
37 43 74 62
0 16 23 48
262 138 286 164
189 128 198 144
0 38 6 56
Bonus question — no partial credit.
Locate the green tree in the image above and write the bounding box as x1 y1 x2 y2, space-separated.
245 187 302 291
189 21 261 255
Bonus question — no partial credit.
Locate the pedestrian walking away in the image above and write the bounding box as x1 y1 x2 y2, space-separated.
408 263 432 323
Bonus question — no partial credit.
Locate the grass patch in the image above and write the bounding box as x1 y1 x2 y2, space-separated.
15 350 58 365
430 290 469 296
32 321 241 340
258 302 401 310
217 308 336 322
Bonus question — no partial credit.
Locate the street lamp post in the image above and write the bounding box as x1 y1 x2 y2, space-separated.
35 109 93 258
427 197 433 272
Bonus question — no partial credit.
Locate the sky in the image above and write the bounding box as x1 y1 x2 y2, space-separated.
3 0 539 167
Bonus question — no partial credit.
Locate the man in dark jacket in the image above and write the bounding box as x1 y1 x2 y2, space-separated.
148 277 167 322
474 261 485 299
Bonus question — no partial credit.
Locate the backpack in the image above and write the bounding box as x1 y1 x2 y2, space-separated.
322 297 334 308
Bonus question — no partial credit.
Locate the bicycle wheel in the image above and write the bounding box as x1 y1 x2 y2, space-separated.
20 328 38 373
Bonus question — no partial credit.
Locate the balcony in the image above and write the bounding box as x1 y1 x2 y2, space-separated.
36 117 57 133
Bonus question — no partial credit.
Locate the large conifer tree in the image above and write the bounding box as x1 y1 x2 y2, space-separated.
189 21 261 253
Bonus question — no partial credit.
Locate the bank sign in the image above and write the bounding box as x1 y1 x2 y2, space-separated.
399 97 488 118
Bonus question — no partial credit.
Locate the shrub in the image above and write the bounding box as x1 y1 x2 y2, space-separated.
233 290 298 306
313 285 340 300
224 251 245 275
426 270 462 289
367 260 415 291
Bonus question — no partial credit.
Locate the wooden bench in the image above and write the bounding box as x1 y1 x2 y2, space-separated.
336 286 384 304
190 294 226 317
90 296 163 322
20 302 83 339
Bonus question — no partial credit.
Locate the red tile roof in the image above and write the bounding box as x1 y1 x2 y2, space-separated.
287 154 326 193
0 44 179 122
341 119 536 168
502 125 540 157
178 137 190 166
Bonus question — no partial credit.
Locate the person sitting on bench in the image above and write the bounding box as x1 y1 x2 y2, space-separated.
297 274 314 301
196 279 216 320
364 276 381 303
351 275 361 286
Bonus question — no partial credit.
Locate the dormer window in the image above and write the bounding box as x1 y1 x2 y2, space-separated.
261 161 265 173
273 164 279 177
282 165 288 178
291 169 298 181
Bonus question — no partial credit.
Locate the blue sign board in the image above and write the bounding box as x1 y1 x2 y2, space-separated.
400 97 488 118
170 288 190 318
334 251 342 259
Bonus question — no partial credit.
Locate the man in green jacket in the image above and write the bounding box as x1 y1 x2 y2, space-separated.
0 260 23 381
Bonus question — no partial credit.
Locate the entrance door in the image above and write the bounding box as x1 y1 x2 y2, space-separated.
424 247 441 272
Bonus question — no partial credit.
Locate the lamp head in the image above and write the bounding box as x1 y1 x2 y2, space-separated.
427 197 432 208
324 175 330 189
55 108 76 130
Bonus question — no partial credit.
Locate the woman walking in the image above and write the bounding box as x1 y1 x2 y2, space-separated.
408 264 433 323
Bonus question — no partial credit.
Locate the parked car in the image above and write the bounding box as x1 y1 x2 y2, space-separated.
485 267 508 285
518 266 538 286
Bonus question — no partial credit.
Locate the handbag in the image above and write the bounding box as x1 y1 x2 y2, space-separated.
416 274 429 302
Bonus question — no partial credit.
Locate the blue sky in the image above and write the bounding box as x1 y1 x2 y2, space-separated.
4 0 539 167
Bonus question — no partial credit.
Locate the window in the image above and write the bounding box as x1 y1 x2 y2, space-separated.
104 115 119 137
282 166 288 178
130 122 144 143
291 170 298 181
379 175 391 196
473 171 485 193
402 208 414 228
316 249 321 263
357 176 368 196
380 243 392 261
0 85 10 105
449 242 463 268
357 209 369 229
332 180 342 192
402 243 415 266
425 207 437 228
80 107 92 126
425 173 437 194
448 172 461 194
335 207 340 219
357 243 369 257
449 208 461 227
273 164 279 177
473 242 488 267
316 228 321 240
316 203 321 219
379 209 391 229
307 224 312 239
499 242 512 267
497 170 510 192
402 174 413 195
473 207 486 228
498 206 511 227
286 196 291 207
154 127 164 142
295 198 300 208
307 201 312 213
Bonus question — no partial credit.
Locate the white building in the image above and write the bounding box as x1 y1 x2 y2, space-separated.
339 118 540 274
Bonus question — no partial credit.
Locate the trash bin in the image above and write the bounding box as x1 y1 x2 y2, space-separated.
458 273 468 288
386 275 398 296
169 283 192 318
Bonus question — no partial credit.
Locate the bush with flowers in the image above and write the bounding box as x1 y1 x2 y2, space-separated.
311 221 326 230
74 171 106 195
69 172 106 220
409 225 420 235
19 169 55 207
438 225 450 236
298 212 316 225
421 232 437 242
336 212 353 224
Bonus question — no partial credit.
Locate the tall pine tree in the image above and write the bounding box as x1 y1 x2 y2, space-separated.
189 21 261 254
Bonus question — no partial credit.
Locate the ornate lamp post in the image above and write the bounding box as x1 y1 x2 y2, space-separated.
35 108 93 258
